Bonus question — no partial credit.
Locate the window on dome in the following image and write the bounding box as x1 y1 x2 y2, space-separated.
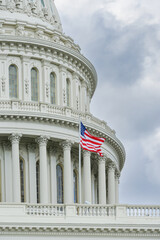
9 65 18 99
36 160 40 203
50 73 56 104
73 170 78 203
31 68 39 102
20 158 25 202
56 164 63 204
66 78 70 107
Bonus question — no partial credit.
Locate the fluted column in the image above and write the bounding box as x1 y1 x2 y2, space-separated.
115 171 120 204
98 157 106 204
108 163 116 204
8 133 22 203
36 136 49 204
27 144 37 203
49 146 57 204
61 140 73 204
83 151 91 203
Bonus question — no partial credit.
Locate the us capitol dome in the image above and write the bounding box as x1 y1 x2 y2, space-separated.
0 0 159 239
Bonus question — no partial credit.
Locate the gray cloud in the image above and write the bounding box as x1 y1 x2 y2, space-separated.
56 0 160 204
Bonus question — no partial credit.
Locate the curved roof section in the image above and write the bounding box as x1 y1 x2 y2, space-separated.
0 0 62 31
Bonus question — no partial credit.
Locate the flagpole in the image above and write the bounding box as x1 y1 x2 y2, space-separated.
79 117 81 204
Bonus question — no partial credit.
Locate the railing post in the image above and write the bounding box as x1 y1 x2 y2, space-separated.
65 205 76 217
116 205 127 218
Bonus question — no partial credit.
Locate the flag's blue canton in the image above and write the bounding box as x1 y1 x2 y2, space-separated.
81 122 86 137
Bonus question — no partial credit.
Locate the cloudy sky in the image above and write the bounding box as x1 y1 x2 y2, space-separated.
56 0 160 205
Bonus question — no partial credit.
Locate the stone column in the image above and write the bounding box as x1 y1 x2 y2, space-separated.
27 144 37 203
36 136 49 204
98 157 106 204
83 151 91 203
115 171 120 204
49 146 57 204
8 133 22 203
108 163 116 204
61 141 73 204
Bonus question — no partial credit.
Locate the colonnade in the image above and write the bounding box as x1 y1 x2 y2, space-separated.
8 133 120 205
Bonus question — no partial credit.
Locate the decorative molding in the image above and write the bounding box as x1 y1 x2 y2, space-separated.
36 135 50 146
8 133 22 144
60 140 73 151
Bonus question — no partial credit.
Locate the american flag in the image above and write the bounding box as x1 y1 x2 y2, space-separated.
80 122 105 157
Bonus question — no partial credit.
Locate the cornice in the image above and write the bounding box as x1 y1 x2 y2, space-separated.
0 35 97 97
0 223 159 237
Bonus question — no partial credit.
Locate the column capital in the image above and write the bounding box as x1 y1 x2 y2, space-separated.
2 141 11 150
60 140 73 151
107 162 116 172
48 145 57 154
115 171 121 180
83 149 91 158
36 136 50 146
8 133 22 144
72 72 79 79
97 155 106 164
81 81 87 88
60 140 74 150
27 143 36 152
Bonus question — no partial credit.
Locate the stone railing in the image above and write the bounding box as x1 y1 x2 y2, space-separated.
26 204 65 216
126 205 160 217
76 204 116 217
0 204 160 221
0 100 114 135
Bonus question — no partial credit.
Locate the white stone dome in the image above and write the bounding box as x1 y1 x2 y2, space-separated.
0 0 62 31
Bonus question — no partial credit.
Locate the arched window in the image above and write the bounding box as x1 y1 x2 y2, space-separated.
31 68 39 101
56 164 63 204
66 78 70 107
36 160 40 203
9 64 18 99
73 170 78 203
20 158 25 202
50 72 56 104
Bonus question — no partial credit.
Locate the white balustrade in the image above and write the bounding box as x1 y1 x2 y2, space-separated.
0 100 115 135
127 205 160 217
26 204 65 216
76 205 116 217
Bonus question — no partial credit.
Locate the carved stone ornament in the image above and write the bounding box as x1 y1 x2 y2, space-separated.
24 79 29 94
36 135 50 146
46 82 49 98
63 89 66 104
1 75 5 92
16 25 25 36
107 162 116 172
27 143 36 152
8 133 22 144
2 141 11 150
83 149 91 157
60 140 73 151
